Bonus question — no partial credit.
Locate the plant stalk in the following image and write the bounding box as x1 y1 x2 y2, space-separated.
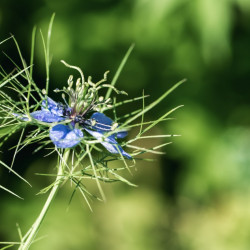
18 150 70 250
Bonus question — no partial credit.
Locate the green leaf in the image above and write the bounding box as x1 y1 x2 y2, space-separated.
0 185 23 199
105 43 135 100
0 160 31 187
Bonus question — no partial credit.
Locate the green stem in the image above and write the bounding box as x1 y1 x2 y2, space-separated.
18 150 70 250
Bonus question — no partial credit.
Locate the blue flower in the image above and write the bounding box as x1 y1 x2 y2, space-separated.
21 97 131 159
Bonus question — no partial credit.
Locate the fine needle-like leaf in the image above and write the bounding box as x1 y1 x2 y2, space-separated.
0 185 23 199
10 128 25 170
126 134 178 145
0 35 13 45
108 170 137 187
11 37 33 103
29 26 37 78
86 144 106 202
69 178 93 212
25 25 37 113
105 43 135 100
139 89 145 134
121 79 186 128
45 13 55 95
16 223 23 241
0 66 32 89
140 105 184 135
0 242 19 250
0 160 31 186
126 144 166 155
115 144 132 174
102 95 150 112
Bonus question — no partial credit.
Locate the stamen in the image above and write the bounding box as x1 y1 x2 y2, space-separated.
111 122 118 130
91 119 96 126
99 96 104 102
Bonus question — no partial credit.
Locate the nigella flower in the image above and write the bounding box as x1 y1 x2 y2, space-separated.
19 97 131 159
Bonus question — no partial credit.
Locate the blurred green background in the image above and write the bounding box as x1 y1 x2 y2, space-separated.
1 0 250 249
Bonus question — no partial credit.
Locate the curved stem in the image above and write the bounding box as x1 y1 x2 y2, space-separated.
18 150 70 250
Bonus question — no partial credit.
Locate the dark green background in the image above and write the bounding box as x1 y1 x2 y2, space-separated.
1 0 250 249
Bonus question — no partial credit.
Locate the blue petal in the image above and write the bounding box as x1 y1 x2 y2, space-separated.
42 97 69 117
42 97 58 113
87 112 128 138
89 112 113 132
50 124 83 148
30 111 65 123
116 131 128 138
85 128 132 159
